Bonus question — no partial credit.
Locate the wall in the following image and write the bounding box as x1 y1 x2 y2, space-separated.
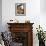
2 0 40 46
2 0 40 30
0 0 2 32
40 0 46 13
40 0 46 32
2 0 46 46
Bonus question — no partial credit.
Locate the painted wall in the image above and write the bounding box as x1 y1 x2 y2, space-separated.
40 0 46 32
2 0 40 46
2 0 40 31
0 0 2 32
40 0 46 13
2 0 46 46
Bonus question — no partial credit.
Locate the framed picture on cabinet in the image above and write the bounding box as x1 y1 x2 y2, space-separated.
15 3 26 16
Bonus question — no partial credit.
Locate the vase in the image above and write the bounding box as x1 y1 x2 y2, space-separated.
39 40 45 46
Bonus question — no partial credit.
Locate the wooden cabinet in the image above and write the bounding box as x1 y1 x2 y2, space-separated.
7 23 34 46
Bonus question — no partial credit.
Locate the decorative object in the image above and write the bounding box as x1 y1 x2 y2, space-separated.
10 20 13 21
25 20 30 23
15 3 26 16
36 25 45 46
8 19 19 23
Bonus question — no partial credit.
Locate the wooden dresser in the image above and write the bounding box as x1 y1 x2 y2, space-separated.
7 23 34 46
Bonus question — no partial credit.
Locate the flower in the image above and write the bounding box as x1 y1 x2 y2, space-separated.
36 25 45 41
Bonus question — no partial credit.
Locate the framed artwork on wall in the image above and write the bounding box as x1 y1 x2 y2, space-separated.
15 3 26 16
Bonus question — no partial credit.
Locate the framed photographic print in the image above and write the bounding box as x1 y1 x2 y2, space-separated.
15 3 26 16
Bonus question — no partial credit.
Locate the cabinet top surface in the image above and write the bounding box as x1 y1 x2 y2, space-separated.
7 23 34 25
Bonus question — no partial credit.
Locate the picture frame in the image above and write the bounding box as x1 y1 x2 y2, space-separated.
15 3 26 16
